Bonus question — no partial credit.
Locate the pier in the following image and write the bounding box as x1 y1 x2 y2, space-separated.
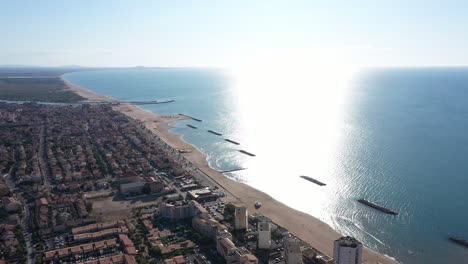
179 114 202 122
186 124 197 129
208 130 223 136
225 139 240 145
220 168 247 173
239 150 256 157
122 99 175 105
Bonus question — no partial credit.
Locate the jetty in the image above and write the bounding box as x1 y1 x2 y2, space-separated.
123 100 175 105
179 114 202 122
239 150 256 157
220 168 247 173
449 237 468 248
208 130 223 136
225 139 240 145
358 199 398 215
186 124 197 129
300 176 326 186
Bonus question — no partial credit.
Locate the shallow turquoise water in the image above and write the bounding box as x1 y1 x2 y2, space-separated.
64 68 468 263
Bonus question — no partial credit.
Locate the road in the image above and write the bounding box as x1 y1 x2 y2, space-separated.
38 123 53 192
23 204 34 264
2 173 34 264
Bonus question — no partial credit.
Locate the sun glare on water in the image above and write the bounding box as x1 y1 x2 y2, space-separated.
225 53 358 216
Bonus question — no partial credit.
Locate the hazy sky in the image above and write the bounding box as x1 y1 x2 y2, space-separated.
2 0 468 68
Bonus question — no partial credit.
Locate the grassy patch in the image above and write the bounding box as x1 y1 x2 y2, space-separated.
0 77 84 102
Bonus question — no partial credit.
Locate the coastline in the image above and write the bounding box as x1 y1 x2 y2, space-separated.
62 75 399 264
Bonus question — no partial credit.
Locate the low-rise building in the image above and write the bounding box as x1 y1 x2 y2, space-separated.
186 188 217 201
120 181 146 194
119 234 137 255
0 183 9 197
303 248 333 264
240 253 259 264
73 226 128 243
72 221 122 235
217 236 237 261
158 200 208 220
164 255 186 264
227 247 258 264
155 240 196 255
148 177 165 193
158 203 191 220
2 197 20 212
43 239 118 261
192 216 231 241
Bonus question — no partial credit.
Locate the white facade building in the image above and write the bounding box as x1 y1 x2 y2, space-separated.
234 207 248 230
284 237 303 264
333 236 362 264
258 222 271 249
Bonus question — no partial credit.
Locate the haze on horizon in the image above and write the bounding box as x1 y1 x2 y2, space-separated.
2 0 468 69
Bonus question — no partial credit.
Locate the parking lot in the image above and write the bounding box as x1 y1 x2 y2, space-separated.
200 201 225 220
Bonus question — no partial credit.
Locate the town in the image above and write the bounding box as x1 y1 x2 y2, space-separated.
0 102 362 264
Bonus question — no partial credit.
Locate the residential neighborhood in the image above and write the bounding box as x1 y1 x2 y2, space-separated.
0 103 333 264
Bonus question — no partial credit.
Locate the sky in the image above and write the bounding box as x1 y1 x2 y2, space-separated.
1 0 468 68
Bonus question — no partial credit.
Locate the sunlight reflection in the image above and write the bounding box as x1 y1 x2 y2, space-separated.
226 55 358 217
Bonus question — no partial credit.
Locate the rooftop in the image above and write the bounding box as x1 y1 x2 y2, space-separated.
335 236 361 248
120 181 146 188
284 238 301 254
258 222 270 232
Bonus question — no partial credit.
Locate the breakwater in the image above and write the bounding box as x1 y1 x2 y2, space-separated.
220 168 247 173
207 130 222 136
225 139 240 145
300 176 326 186
358 199 398 215
179 114 202 122
239 150 256 157
449 237 468 248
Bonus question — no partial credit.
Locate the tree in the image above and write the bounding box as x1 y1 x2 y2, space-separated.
142 185 151 195
223 203 236 219
35 242 44 250
149 247 162 257
85 202 93 212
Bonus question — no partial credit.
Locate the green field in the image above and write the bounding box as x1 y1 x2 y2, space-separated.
0 77 85 102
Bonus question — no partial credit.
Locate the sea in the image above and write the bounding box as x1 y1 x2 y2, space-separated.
64 67 468 264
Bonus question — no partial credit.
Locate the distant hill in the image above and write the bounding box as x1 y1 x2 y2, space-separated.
58 65 87 68
0 65 45 68
0 66 107 77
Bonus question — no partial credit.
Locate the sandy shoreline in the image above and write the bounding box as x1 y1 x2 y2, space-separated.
62 75 399 264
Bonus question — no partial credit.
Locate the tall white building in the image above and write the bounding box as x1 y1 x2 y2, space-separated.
333 236 362 264
234 207 248 230
284 237 303 264
257 222 271 249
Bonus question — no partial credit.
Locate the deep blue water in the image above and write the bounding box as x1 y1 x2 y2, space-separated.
64 68 468 264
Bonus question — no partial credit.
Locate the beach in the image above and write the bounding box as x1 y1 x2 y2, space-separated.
63 75 399 264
